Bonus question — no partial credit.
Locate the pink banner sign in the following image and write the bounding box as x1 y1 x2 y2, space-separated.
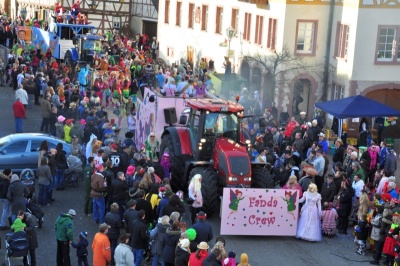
220 188 299 236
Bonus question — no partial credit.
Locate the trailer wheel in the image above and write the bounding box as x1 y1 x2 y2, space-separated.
251 167 275 188
160 134 185 192
189 167 218 217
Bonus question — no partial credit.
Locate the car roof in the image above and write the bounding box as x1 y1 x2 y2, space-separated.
7 133 68 144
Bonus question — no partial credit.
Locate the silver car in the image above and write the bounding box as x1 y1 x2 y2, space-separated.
0 133 71 172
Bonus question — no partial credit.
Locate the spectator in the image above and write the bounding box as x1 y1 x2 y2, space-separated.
40 94 52 133
105 203 123 265
92 223 112 266
0 169 12 230
110 172 129 220
114 233 134 265
22 211 38 266
162 220 181 266
202 248 222 266
83 157 95 216
37 157 52 206
384 148 397 176
91 164 107 224
7 174 30 221
223 251 237 266
13 97 26 133
192 211 213 244
175 238 190 265
131 209 149 266
71 231 89 266
150 215 170 266
135 189 154 224
55 209 76 266
54 142 68 190
237 253 251 266
189 241 209 266
15 84 28 109
320 174 337 205
124 199 138 233
188 174 203 224
337 180 354 235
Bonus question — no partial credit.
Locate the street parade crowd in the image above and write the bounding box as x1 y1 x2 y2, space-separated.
1 10 399 266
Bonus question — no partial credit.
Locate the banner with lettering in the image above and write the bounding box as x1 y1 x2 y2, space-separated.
220 188 299 236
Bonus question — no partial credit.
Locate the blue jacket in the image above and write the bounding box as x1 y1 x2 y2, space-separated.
71 236 88 258
192 220 213 244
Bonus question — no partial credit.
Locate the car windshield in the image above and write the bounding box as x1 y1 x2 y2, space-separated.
0 136 11 148
82 40 102 52
204 112 238 134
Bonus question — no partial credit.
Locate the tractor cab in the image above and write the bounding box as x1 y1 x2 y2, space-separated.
72 34 104 66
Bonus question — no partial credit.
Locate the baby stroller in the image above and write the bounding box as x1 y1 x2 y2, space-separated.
20 169 35 199
26 198 44 229
4 231 30 266
64 155 82 187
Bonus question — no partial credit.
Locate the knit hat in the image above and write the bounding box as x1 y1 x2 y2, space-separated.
10 174 19 183
186 228 197 241
228 251 237 258
57 115 66 123
126 166 135 175
80 119 86 125
80 231 88 239
68 209 76 216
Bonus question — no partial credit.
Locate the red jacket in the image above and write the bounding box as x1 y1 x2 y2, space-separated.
13 101 26 118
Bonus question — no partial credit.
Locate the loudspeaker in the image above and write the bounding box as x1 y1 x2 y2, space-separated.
164 108 177 125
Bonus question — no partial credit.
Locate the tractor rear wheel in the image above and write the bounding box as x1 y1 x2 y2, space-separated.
189 167 218 217
252 167 275 188
160 134 185 192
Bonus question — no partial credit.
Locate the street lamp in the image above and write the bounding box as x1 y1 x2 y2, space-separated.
226 26 236 58
20 7 27 25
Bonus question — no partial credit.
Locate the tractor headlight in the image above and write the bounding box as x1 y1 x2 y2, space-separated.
244 177 251 182
228 177 238 182
200 138 206 143
245 140 251 144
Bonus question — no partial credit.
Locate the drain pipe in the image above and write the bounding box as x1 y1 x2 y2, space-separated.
321 0 335 102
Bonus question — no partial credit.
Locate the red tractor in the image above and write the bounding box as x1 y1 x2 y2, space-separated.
159 97 275 216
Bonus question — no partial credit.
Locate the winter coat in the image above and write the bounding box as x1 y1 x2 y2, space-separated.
202 253 221 266
0 172 10 199
156 197 169 218
371 213 383 241
193 220 213 244
55 122 65 139
332 145 345 164
71 237 89 258
162 200 185 217
105 210 123 240
237 253 251 266
110 178 129 202
337 188 354 217
90 172 106 198
320 182 337 204
7 180 30 215
130 218 149 249
54 150 67 170
69 124 84 143
40 99 52 118
175 246 190 266
380 216 392 242
124 208 138 233
54 213 74 241
114 243 134 266
92 232 111 266
37 165 52 186
15 88 28 105
136 198 154 224
355 220 369 241
64 125 72 143
384 153 397 176
23 212 38 250
161 227 181 263
150 222 169 255
189 250 209 266
13 101 26 118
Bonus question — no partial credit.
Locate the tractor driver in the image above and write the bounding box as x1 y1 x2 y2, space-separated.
204 113 221 134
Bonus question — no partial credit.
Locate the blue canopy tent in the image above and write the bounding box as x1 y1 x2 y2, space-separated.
315 95 400 138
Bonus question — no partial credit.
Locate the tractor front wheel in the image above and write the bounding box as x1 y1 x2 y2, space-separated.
189 167 218 217
251 167 275 188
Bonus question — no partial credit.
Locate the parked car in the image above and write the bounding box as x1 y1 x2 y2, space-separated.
0 133 71 173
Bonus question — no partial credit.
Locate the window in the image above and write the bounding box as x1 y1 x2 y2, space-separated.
167 47 174 57
332 84 344 100
164 0 170 24
335 23 349 59
295 20 317 55
267 18 277 50
176 1 182 26
254 15 263 45
188 3 195 29
112 17 121 29
201 5 208 31
231 8 239 31
376 26 400 63
243 13 251 41
4 141 28 153
216 7 223 34
30 140 42 152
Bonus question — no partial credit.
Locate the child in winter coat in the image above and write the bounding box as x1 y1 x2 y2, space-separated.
11 217 26 232
383 212 400 265
354 214 369 255
322 202 338 237
223 251 237 266
237 253 251 266
71 231 89 266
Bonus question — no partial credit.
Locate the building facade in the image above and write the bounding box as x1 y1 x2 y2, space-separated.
157 0 400 125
